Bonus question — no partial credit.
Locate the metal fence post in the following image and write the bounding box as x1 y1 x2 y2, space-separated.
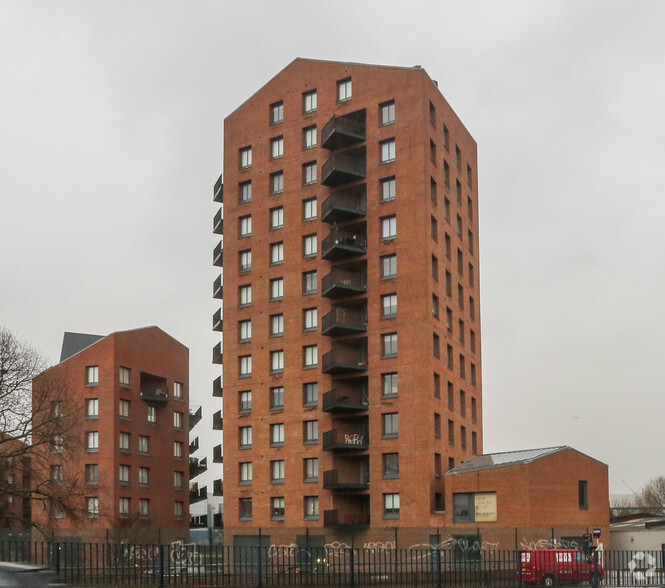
436 546 442 588
257 544 262 588
158 543 165 588
349 548 355 588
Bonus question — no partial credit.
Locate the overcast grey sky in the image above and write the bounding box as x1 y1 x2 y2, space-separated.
2 1 664 495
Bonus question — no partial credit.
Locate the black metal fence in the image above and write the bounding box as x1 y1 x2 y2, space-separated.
1 541 665 587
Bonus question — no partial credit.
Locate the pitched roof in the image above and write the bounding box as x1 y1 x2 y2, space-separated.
59 332 104 362
446 446 572 475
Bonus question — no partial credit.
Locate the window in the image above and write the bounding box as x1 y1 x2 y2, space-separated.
303 344 318 368
85 464 98 485
239 215 252 237
448 419 455 445
433 372 441 398
382 412 398 438
239 180 252 203
139 499 149 518
86 366 98 385
304 496 319 519
456 212 462 236
173 411 183 429
459 319 465 344
270 241 284 264
448 382 454 409
383 453 399 479
443 124 450 150
446 307 453 331
270 314 284 337
303 234 317 257
303 125 317 149
456 180 463 204
381 293 397 318
460 389 466 417
147 406 156 423
431 177 437 203
458 284 465 308
87 398 98 418
304 420 318 444
271 496 285 520
304 457 318 482
444 160 450 187
430 139 437 163
444 197 450 222
240 146 252 168
381 254 397 279
173 441 183 458
430 215 438 241
468 262 475 286
447 344 454 369
174 501 184 518
239 355 252 378
270 171 284 194
471 397 477 422
115 497 130 517
303 308 318 331
270 386 284 410
472 431 478 455
239 319 252 343
88 497 99 518
303 197 317 220
303 89 317 113
239 497 252 520
174 470 183 488
270 350 284 374
382 373 398 397
302 270 317 294
380 100 395 125
119 399 129 418
270 423 284 446
381 332 397 358
433 333 440 358
432 294 440 318
270 136 284 159
303 382 318 406
461 425 467 450
270 278 283 300
271 460 285 483
384 493 400 518
119 366 130 386
270 207 284 230
139 435 149 453
50 465 63 485
455 145 462 169
139 466 149 485
239 249 252 272
270 101 283 125
303 161 317 185
174 382 183 399
239 284 252 306
381 215 396 239
239 426 252 448
471 363 477 386
380 138 396 163
337 77 352 101
239 462 252 484
435 453 442 477
380 176 396 201
87 431 99 452
432 255 439 280
469 296 476 320
434 413 442 438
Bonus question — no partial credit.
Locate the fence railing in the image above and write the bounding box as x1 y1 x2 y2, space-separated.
1 541 665 587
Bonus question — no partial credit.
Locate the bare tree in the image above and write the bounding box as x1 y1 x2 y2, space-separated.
0 326 87 534
637 476 665 514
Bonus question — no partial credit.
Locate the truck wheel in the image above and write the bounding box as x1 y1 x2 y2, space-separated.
543 575 554 587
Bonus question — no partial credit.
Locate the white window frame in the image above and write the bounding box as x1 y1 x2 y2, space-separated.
303 162 317 185
173 441 183 458
239 426 252 448
303 125 317 149
303 89 317 113
118 399 130 418
87 431 99 451
270 207 284 229
173 411 183 428
303 234 317 258
270 101 283 125
271 350 284 373
86 366 99 385
380 100 395 125
304 420 318 443
239 215 252 237
270 136 284 159
381 215 397 240
381 293 397 318
380 176 396 201
87 398 99 418
305 496 319 519
337 77 352 101
239 249 252 272
239 284 252 306
303 308 317 331
239 319 252 342
239 390 252 412
382 332 398 358
240 146 252 168
303 197 317 220
240 181 252 203
271 171 284 194
270 278 284 301
303 345 318 368
239 355 252 377
380 139 396 163
270 314 284 337
271 460 285 482
270 242 284 264
271 423 284 446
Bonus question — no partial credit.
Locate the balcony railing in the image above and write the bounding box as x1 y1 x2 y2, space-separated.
322 267 367 298
213 308 223 332
189 483 207 503
213 209 224 235
322 429 369 451
322 386 368 412
213 174 223 203
323 509 370 528
212 410 223 431
322 305 367 336
323 468 369 490
213 478 223 496
189 405 202 429
213 275 223 300
321 110 366 150
189 457 207 478
212 342 223 365
321 229 367 261
140 389 169 405
321 150 366 187
213 444 223 463
213 241 224 267
212 376 223 398
322 345 367 374
321 186 367 224
189 437 199 454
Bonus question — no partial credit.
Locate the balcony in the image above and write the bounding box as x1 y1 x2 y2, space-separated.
322 305 367 336
322 386 368 413
212 342 223 365
324 509 370 529
322 267 367 298
189 405 202 429
321 110 366 150
212 410 223 431
189 482 207 503
190 457 207 478
213 241 224 267
213 208 224 235
213 444 223 463
321 185 367 224
140 372 168 405
213 275 223 300
212 376 223 398
321 149 366 187
323 468 370 490
213 478 223 496
321 229 367 261
322 345 367 374
213 174 223 203
322 429 369 451
213 308 223 332
189 437 199 454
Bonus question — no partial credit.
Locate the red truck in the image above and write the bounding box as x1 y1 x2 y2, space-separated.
518 549 603 586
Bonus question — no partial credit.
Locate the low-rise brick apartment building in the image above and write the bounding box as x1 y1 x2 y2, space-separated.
212 58 483 548
31 326 193 543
